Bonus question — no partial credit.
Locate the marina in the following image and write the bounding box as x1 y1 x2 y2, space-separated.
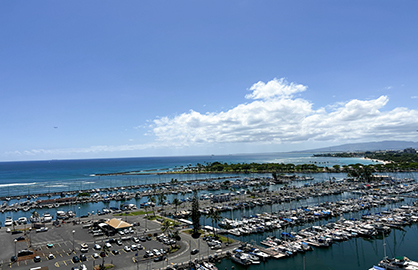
2 154 418 270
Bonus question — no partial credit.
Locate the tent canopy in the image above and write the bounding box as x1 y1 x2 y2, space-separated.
105 218 132 229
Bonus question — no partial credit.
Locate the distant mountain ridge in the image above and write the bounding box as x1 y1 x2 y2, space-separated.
303 140 418 153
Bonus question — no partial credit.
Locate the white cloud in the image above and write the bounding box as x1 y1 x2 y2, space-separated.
5 78 418 159
245 78 307 100
151 78 418 146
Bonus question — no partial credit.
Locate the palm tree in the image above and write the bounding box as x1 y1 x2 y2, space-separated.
180 190 187 209
207 208 222 238
172 198 181 214
161 219 173 235
148 195 157 217
158 192 167 213
161 220 175 249
100 244 110 270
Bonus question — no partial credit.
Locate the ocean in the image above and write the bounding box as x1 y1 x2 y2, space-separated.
0 152 376 198
1 152 416 270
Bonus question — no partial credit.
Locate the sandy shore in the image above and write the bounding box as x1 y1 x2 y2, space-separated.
360 157 392 165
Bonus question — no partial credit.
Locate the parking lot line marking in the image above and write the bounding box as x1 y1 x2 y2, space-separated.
63 261 67 266
57 243 61 247
60 254 63 257
54 262 60 268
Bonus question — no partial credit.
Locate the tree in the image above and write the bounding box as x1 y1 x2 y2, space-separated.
161 220 177 250
206 207 222 238
172 198 181 214
161 219 173 236
158 192 167 213
100 244 110 270
191 190 201 237
148 195 157 217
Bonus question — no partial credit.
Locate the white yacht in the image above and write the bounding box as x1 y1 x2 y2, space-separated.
42 212 53 222
4 216 13 226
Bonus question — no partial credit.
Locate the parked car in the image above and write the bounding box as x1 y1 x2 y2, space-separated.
112 250 119 255
34 256 41 262
94 244 101 250
72 256 80 263
92 253 99 259
48 254 55 260
124 246 131 252
154 256 165 262
36 227 48 233
191 249 199 255
18 250 33 257
80 254 87 261
144 250 153 258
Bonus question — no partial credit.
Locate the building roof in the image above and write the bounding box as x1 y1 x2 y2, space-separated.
104 218 132 229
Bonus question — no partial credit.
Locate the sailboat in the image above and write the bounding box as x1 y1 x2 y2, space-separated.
369 232 418 270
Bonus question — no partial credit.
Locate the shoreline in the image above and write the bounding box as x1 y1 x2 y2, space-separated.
360 157 392 165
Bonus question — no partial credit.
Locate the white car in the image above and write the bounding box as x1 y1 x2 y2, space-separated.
94 244 101 250
48 254 55 260
93 253 99 259
105 243 112 248
124 246 131 252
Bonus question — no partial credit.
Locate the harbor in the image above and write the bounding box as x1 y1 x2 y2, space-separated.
2 154 418 270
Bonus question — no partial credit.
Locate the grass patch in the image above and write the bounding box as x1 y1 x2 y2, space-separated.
145 215 158 221
114 210 153 216
207 233 235 244
159 217 181 226
168 245 180 253
183 229 205 235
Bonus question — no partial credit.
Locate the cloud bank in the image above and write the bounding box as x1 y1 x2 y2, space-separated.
6 78 418 159
151 78 418 145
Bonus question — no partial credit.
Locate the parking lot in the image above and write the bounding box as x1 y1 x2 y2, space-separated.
1 212 237 270
0 214 182 270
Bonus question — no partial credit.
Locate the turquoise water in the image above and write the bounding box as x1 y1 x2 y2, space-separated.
0 152 376 198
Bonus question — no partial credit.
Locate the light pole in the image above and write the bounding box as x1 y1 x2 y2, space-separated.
78 207 81 223
72 230 75 252
14 239 17 258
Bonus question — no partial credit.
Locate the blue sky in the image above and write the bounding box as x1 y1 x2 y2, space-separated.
1 1 418 161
